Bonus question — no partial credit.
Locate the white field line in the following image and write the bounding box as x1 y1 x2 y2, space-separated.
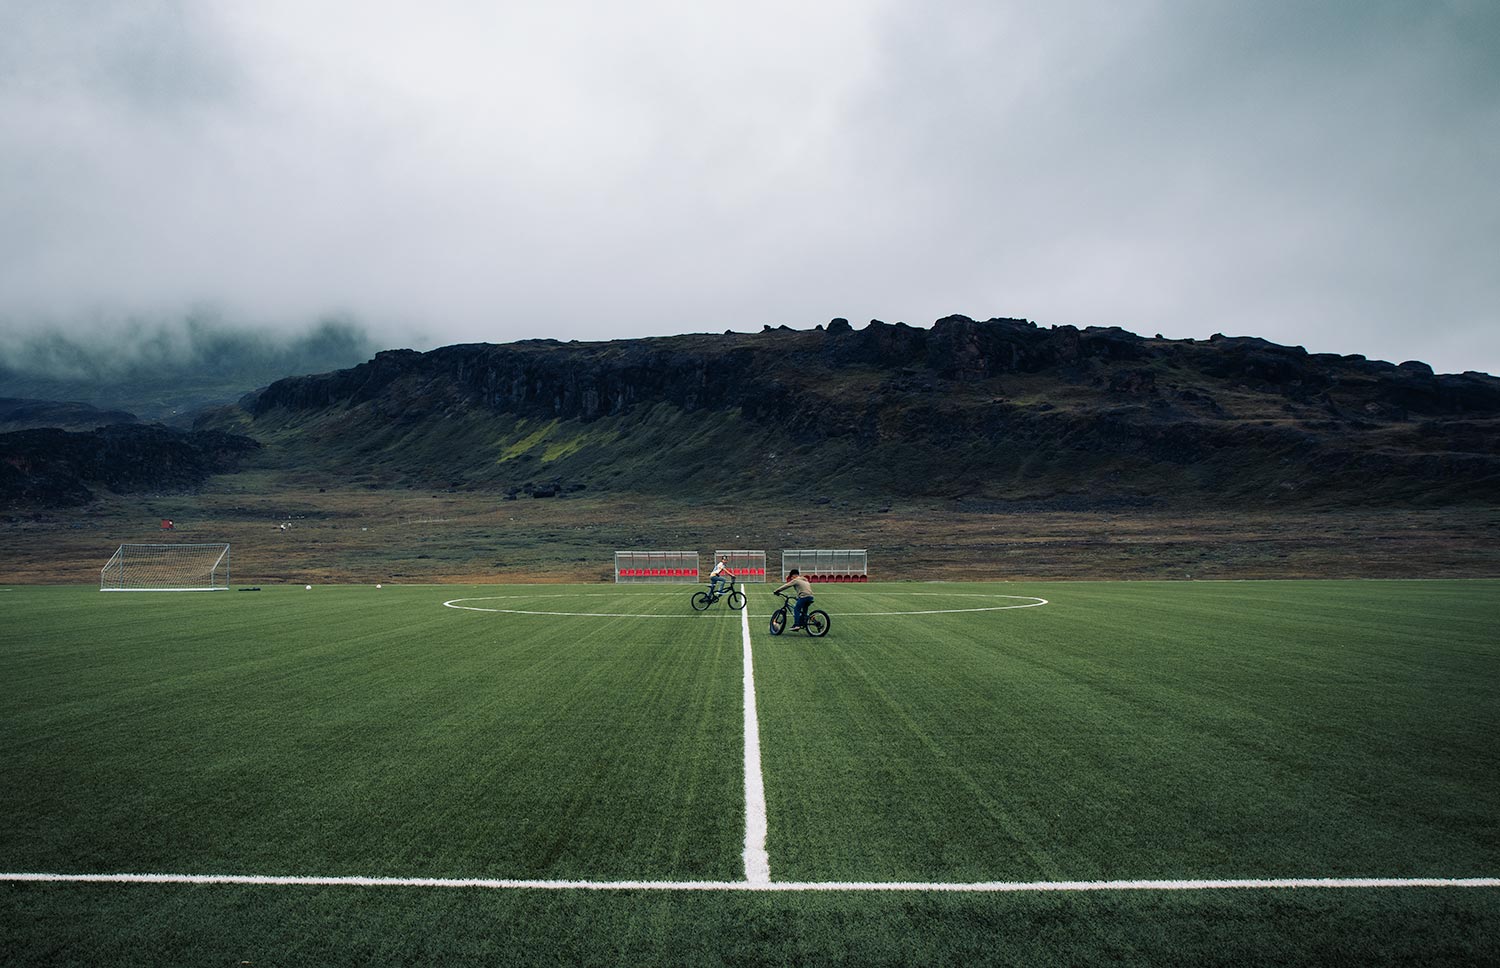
442 595 1051 619
841 597 1047 616
741 601 771 885
443 598 712 619
450 594 647 598
2 872 1495 893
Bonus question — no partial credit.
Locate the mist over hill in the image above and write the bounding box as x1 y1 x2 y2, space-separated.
190 316 1500 509
0 398 140 433
0 313 377 423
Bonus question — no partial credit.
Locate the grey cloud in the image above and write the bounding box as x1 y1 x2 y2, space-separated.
0 1 239 112
0 1 1495 375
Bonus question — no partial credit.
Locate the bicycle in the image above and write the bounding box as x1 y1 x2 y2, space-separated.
768 590 829 637
691 577 746 611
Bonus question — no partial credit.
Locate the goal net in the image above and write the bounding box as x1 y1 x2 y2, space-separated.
100 543 231 592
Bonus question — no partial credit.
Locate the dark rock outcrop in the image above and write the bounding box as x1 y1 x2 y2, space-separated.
207 317 1500 506
0 397 140 433
0 425 261 507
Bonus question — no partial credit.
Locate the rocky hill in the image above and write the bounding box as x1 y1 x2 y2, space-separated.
0 398 140 433
191 316 1499 508
0 424 260 508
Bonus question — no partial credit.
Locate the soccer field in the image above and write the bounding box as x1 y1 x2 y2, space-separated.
2 580 1497 965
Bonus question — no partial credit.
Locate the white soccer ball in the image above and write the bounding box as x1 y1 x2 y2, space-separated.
376 584 382 589
305 584 312 590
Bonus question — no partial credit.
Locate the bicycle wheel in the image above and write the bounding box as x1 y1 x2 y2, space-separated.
806 610 830 637
690 591 712 611
769 608 786 635
728 590 746 610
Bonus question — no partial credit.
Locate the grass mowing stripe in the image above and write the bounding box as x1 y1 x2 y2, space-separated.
5 880 1495 966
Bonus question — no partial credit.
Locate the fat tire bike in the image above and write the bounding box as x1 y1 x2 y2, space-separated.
691 578 746 611
768 590 829 637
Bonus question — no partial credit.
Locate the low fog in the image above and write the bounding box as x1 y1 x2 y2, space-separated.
0 313 375 420
2 1 1496 374
0 313 372 383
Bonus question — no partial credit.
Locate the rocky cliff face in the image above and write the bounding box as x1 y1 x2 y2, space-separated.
250 317 1500 423
225 317 1500 507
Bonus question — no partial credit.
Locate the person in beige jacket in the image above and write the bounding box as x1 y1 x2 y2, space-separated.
772 568 815 631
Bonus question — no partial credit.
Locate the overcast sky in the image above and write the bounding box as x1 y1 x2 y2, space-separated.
2 0 1496 374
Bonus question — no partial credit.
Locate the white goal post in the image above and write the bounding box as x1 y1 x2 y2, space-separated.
100 543 231 592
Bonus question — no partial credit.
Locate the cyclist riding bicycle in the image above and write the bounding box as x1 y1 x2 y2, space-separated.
707 555 734 599
772 568 815 632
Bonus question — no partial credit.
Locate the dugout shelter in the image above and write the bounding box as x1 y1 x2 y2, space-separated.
712 550 768 582
781 549 868 582
614 551 700 583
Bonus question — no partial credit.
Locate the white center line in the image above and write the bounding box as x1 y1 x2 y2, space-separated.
741 600 771 885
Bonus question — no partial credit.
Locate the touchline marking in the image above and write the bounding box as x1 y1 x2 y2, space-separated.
3 873 1495 893
741 600 771 885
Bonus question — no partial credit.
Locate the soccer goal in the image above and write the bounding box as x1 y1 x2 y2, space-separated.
100 543 231 592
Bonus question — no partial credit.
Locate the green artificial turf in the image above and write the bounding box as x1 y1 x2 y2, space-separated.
2 580 1497 965
1 585 744 881
755 580 1500 884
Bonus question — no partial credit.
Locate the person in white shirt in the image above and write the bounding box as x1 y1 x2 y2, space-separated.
708 556 734 598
